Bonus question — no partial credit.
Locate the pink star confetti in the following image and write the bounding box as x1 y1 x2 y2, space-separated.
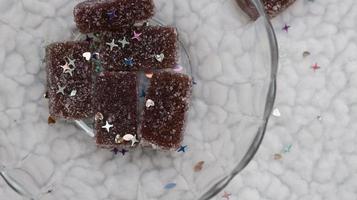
311 63 320 71
132 31 142 41
222 191 231 200
282 24 290 32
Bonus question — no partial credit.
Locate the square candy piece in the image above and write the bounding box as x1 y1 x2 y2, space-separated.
98 26 177 71
236 0 296 20
74 0 155 33
46 41 93 119
140 72 192 150
94 72 138 148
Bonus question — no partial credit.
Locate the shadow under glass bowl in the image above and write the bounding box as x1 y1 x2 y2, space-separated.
0 0 278 199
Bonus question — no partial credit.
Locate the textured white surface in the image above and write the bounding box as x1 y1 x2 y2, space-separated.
0 0 356 200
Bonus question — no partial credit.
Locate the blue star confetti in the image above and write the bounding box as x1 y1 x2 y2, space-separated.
282 24 290 32
120 149 128 156
177 145 188 153
107 10 117 21
111 148 119 155
124 58 134 67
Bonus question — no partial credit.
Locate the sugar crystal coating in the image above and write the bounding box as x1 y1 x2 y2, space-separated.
94 72 138 148
236 0 296 20
46 41 93 119
74 0 155 33
98 26 177 71
140 72 192 150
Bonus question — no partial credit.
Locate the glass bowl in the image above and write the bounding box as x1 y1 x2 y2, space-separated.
0 0 278 199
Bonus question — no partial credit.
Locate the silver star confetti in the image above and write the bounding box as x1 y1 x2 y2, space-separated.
155 53 165 62
64 67 75 77
123 134 138 146
69 89 77 97
67 57 76 68
56 85 66 95
102 121 113 133
60 62 71 73
106 39 119 51
146 99 155 108
118 37 130 48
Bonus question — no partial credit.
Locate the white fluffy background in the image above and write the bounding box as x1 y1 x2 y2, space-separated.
0 0 357 200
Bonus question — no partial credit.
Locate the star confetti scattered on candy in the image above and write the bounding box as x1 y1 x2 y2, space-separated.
56 85 66 95
106 39 119 51
107 10 117 21
132 31 142 41
102 121 113 133
60 62 71 73
282 24 290 32
177 145 188 153
64 67 75 77
311 63 320 71
118 37 130 48
222 191 231 200
67 57 76 68
124 57 134 67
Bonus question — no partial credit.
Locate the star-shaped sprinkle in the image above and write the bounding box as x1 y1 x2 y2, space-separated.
130 135 139 146
118 37 130 48
131 31 142 41
120 149 128 156
56 85 66 95
111 148 119 155
311 63 320 71
67 57 76 68
106 39 119 51
107 10 117 21
177 145 188 153
282 24 290 32
102 121 113 133
60 62 71 73
124 58 134 67
222 191 231 200
164 183 177 190
64 67 75 77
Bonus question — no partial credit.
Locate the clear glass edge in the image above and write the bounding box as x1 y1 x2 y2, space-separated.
197 0 279 199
